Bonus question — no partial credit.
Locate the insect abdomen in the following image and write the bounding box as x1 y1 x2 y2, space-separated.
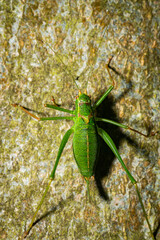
73 122 98 178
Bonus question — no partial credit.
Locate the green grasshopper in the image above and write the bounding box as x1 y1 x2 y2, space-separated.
13 60 155 240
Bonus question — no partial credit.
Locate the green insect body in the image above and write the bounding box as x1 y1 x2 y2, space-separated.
13 70 155 240
73 93 98 180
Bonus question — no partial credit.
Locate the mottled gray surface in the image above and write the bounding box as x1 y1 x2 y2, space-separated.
1 1 160 240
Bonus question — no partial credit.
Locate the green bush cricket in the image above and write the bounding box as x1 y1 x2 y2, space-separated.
12 58 156 240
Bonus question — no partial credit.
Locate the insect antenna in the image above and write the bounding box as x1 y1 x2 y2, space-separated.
36 36 79 90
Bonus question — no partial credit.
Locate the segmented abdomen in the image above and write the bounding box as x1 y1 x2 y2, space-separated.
73 122 98 178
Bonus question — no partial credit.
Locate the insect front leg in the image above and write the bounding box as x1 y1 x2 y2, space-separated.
12 103 75 120
21 128 74 239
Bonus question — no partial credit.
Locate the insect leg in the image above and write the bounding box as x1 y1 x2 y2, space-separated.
97 127 155 240
95 118 156 137
45 103 74 114
12 104 74 121
93 86 114 110
22 128 74 239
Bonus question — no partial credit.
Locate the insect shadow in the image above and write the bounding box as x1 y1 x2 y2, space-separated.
94 88 159 239
94 80 152 201
29 194 74 231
